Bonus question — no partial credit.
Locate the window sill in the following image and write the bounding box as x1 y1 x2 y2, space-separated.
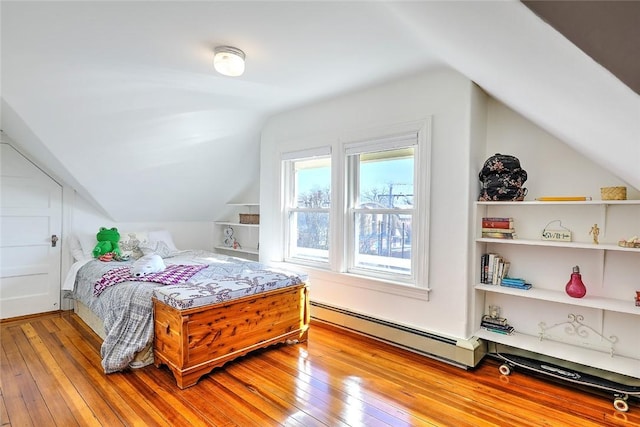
269 261 431 301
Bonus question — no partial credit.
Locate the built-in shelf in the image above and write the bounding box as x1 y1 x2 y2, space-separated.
475 284 640 315
476 238 640 252
215 221 259 228
474 328 638 377
213 203 260 260
477 200 640 206
474 198 640 380
214 245 259 256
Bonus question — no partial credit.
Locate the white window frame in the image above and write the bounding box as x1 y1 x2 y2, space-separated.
282 147 332 268
341 119 431 287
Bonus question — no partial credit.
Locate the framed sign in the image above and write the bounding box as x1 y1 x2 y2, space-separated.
541 220 572 242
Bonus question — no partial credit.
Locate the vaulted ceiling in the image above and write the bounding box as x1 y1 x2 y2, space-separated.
2 1 638 221
523 0 640 95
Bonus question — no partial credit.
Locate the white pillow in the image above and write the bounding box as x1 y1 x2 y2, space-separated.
119 231 149 259
139 240 177 258
69 235 87 261
70 232 98 260
148 229 178 251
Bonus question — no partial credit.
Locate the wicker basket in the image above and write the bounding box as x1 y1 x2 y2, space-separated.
239 213 260 224
600 186 626 200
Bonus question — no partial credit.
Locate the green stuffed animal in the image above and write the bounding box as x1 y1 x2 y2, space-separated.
92 227 121 258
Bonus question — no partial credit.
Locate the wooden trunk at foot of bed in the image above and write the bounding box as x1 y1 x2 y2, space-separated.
153 284 310 389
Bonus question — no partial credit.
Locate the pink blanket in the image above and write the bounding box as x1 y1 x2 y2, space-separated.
94 264 208 297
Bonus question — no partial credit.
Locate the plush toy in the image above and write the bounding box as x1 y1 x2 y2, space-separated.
131 254 166 277
92 227 121 258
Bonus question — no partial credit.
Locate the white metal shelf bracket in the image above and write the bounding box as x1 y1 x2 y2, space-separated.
538 313 618 357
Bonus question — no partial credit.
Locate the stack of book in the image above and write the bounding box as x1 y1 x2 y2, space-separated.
481 217 516 239
501 277 532 290
480 253 510 285
480 315 515 335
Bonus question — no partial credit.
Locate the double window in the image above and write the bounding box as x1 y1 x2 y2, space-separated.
283 123 428 286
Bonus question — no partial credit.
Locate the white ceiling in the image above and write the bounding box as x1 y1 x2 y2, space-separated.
2 1 638 221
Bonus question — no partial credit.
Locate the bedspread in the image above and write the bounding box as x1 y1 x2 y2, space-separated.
94 264 208 296
70 250 305 374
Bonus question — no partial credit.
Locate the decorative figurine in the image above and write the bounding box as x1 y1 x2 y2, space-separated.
224 226 235 247
489 305 501 319
589 223 600 244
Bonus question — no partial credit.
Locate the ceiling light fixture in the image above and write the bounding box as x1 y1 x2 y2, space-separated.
213 46 245 77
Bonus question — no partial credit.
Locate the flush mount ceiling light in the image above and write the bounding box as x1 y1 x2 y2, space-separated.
213 46 245 77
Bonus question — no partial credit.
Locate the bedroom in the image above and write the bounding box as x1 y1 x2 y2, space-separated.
1 1 639 424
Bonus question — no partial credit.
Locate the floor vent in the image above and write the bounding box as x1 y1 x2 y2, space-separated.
310 302 485 368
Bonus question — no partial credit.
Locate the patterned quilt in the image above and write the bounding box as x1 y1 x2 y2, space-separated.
70 250 307 374
94 264 208 296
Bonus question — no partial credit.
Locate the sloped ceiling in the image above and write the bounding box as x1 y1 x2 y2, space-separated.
2 1 638 222
523 0 640 95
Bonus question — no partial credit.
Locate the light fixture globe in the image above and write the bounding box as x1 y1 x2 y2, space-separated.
213 46 245 77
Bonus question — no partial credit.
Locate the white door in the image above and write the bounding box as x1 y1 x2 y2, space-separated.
0 143 62 319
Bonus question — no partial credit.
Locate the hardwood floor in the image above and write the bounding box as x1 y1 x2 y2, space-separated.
1 311 638 426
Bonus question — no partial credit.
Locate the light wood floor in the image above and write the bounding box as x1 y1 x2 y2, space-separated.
1 311 638 426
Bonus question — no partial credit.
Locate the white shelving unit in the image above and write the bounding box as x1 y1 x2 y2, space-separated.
473 200 640 379
475 284 638 315
214 203 260 259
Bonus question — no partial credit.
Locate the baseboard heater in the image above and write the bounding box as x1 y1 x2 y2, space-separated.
310 302 486 369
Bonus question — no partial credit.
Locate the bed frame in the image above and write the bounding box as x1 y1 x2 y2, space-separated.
152 283 310 389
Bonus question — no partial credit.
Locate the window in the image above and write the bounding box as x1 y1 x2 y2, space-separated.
281 120 429 289
346 134 419 281
283 153 331 265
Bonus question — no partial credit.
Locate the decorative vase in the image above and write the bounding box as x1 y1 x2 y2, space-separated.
565 265 587 298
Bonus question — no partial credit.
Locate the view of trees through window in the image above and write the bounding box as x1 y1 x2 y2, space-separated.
291 149 414 273
289 158 330 261
353 148 414 274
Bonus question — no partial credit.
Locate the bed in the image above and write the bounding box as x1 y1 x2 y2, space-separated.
64 232 309 387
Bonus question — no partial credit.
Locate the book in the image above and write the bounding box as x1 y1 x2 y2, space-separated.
481 227 516 233
482 231 516 239
492 255 503 284
482 217 513 221
500 282 532 290
480 253 488 283
481 321 514 332
501 277 525 285
501 262 511 280
496 261 505 284
486 253 498 283
482 325 515 335
481 315 508 326
482 218 514 229
481 253 511 284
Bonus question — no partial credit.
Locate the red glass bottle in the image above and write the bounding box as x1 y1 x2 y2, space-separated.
565 265 587 298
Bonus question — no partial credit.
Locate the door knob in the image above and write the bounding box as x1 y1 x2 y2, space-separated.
51 235 59 247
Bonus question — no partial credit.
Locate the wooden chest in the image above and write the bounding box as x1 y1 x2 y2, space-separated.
153 284 309 388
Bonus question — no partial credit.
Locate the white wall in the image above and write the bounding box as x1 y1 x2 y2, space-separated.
467 84 490 337
260 68 476 340
60 190 214 309
261 67 639 343
485 98 639 201
69 192 214 253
